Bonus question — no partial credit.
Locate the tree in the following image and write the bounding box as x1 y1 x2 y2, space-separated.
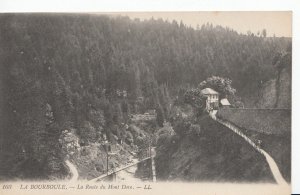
188 124 202 142
124 130 134 145
262 29 267 38
198 76 236 99
172 117 191 137
78 121 97 143
272 43 292 73
156 104 165 127
184 88 206 109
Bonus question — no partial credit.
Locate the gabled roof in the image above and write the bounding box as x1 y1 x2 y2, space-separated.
220 98 231 106
200 88 219 95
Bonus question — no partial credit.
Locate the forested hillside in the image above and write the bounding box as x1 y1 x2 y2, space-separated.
0 14 291 180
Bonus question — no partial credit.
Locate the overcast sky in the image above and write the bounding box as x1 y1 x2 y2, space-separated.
110 12 292 37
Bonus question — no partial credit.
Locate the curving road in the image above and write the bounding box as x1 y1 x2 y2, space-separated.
65 160 79 182
210 111 288 186
261 150 288 186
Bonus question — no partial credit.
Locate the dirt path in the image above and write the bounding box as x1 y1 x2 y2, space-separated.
65 160 79 182
210 111 288 186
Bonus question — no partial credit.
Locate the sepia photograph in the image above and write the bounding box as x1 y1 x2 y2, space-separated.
0 9 295 195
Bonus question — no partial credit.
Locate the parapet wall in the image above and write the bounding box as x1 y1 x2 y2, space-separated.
216 108 291 135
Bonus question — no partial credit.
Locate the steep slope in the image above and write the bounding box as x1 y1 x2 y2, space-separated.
256 67 291 108
155 114 274 182
216 108 291 182
255 48 291 109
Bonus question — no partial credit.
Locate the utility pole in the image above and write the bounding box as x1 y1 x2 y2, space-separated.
148 134 152 158
103 141 109 176
106 152 109 175
148 137 151 180
148 135 156 182
149 142 151 158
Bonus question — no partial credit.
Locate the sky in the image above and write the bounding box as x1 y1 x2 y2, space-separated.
0 2 293 37
110 12 292 37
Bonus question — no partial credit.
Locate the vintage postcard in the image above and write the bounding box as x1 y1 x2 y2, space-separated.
0 11 292 195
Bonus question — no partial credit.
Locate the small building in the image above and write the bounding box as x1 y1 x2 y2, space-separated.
220 98 231 108
200 88 219 111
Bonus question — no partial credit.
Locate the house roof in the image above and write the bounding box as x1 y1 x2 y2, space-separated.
220 98 231 106
200 88 219 95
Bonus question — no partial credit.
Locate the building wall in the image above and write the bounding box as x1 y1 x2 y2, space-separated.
207 94 219 102
206 94 219 110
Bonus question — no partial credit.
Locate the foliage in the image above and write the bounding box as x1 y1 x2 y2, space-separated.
125 131 133 145
188 124 201 137
127 124 143 139
198 76 236 98
172 117 192 137
79 121 97 143
233 100 245 108
272 43 292 72
157 133 173 147
156 105 165 127
184 88 206 109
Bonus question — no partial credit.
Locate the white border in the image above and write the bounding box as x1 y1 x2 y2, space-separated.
0 0 297 12
0 0 299 193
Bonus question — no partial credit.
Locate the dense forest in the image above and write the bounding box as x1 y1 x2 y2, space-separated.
0 14 291 180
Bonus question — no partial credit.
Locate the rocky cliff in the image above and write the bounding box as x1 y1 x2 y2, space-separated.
256 48 292 109
256 67 291 108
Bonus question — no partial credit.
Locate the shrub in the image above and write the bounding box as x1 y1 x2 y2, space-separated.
172 117 192 137
189 124 201 136
156 105 165 127
157 133 172 147
184 88 206 108
128 124 141 139
188 124 202 142
125 131 133 145
79 121 97 143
